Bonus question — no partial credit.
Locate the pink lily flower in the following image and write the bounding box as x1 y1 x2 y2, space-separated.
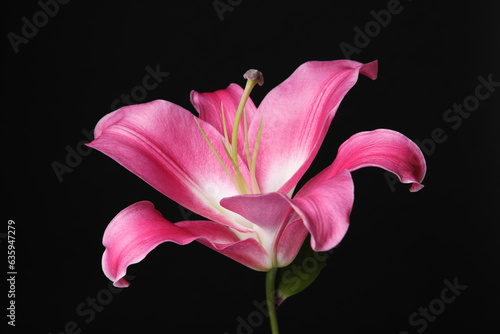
88 59 426 288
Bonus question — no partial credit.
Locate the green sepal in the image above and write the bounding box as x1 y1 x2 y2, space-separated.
276 237 329 306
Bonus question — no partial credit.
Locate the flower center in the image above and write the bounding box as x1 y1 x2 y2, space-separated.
195 69 264 195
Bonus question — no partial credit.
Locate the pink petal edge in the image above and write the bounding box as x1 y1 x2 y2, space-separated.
290 170 354 252
102 201 272 287
331 129 426 191
249 60 378 195
88 100 253 232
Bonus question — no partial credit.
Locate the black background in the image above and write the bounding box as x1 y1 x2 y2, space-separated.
3 0 500 333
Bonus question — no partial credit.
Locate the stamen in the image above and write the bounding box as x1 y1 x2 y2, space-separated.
221 102 230 149
194 117 238 190
250 114 264 194
243 108 251 171
220 138 251 194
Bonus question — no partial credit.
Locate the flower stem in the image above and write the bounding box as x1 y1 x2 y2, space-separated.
266 268 279 334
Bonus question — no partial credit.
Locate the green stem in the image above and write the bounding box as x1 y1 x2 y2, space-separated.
266 268 279 334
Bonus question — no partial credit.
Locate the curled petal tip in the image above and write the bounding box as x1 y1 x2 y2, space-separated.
243 69 264 86
360 60 378 80
113 278 130 288
410 182 424 192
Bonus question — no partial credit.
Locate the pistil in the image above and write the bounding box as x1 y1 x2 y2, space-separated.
196 69 264 195
231 69 264 162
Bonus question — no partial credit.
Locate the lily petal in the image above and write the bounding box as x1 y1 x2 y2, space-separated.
249 60 378 194
275 218 309 267
220 193 296 265
191 83 258 157
102 201 272 287
330 129 426 192
290 170 354 252
222 170 353 262
88 100 252 232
